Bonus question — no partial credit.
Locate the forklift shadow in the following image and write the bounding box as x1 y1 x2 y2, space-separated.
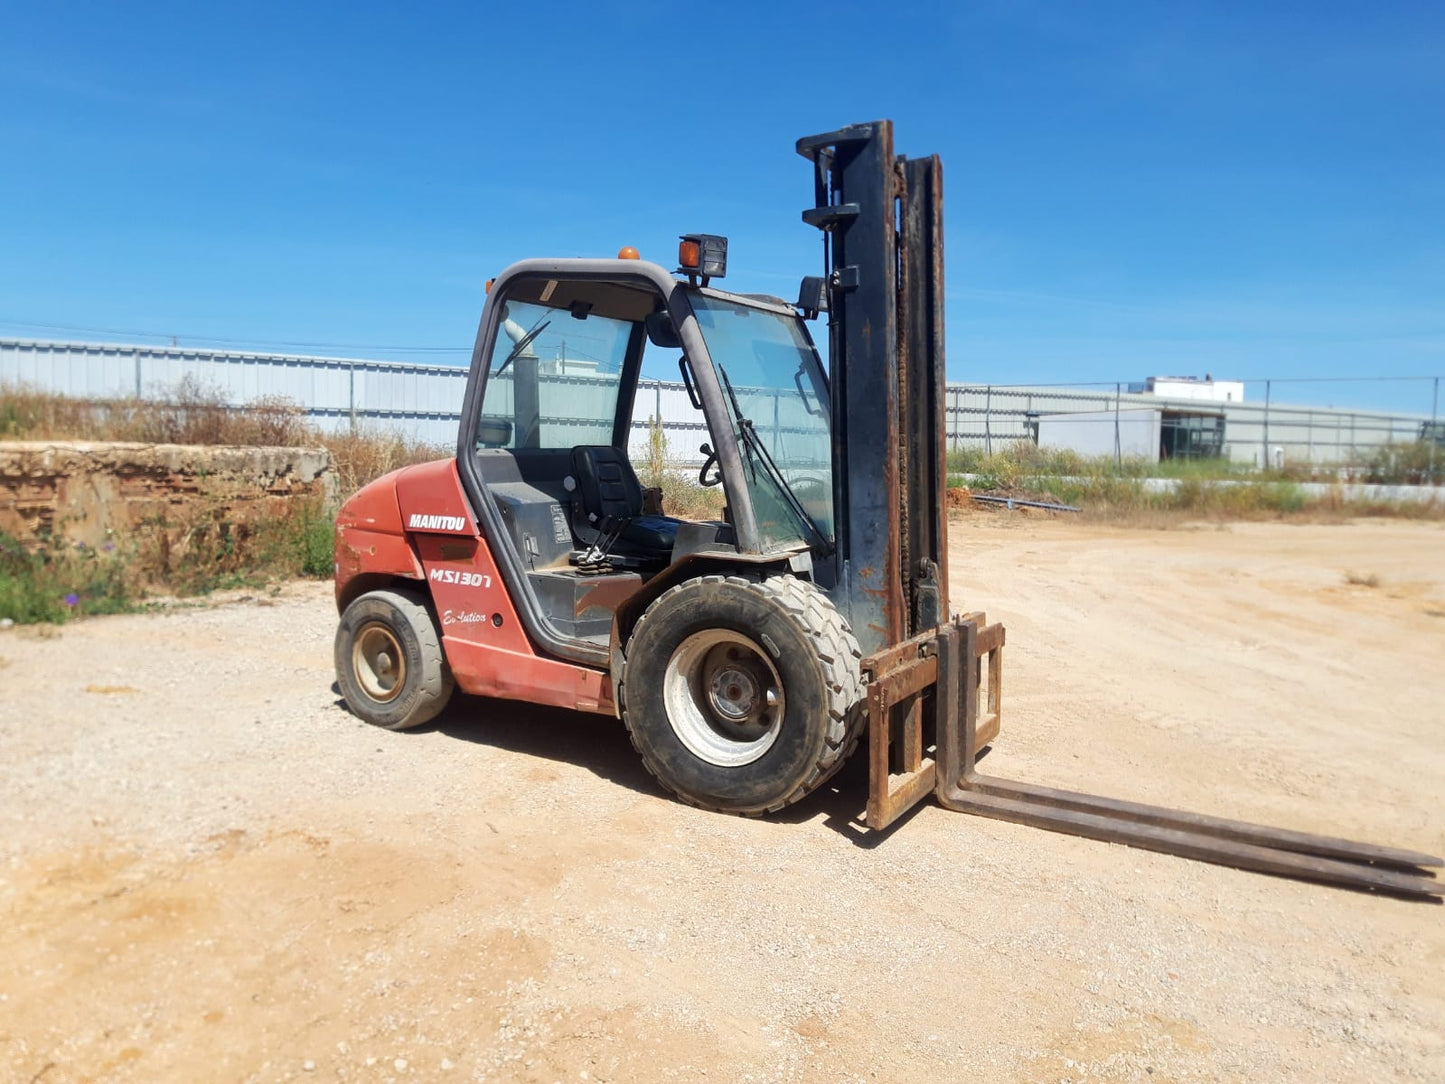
333 685 940 847
768 752 930 848
426 693 670 800
769 744 995 846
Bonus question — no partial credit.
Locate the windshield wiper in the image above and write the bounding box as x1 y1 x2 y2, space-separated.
718 368 833 553
494 317 550 376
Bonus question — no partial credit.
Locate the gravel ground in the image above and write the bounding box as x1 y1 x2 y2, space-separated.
2 515 1442 1083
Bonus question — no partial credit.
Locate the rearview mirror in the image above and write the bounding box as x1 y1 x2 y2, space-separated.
476 417 514 447
645 311 681 349
797 275 828 318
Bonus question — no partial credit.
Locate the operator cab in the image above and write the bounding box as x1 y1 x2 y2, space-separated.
459 240 834 661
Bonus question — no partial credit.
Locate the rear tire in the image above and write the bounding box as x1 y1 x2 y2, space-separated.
619 574 864 815
335 588 455 730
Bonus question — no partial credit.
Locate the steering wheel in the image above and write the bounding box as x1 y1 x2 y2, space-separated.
698 443 722 487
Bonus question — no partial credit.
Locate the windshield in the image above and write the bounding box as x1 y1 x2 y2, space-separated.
476 299 632 449
689 294 833 548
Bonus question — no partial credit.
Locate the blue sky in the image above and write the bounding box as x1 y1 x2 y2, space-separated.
1 1 1441 413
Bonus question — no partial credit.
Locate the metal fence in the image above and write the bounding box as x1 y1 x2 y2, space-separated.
0 337 471 443
3 338 1438 468
944 383 1438 467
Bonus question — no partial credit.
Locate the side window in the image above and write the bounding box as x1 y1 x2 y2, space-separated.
476 297 634 450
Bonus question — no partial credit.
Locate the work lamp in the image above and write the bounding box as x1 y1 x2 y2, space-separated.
677 233 727 284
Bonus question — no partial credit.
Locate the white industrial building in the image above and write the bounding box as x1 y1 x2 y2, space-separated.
1036 408 1162 460
1127 375 1246 403
949 382 1431 466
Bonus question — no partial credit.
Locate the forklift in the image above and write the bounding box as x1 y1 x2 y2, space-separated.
332 121 1441 898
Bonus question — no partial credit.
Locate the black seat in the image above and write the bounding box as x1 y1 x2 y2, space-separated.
570 446 680 560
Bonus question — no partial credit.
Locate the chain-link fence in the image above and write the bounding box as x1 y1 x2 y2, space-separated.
944 380 1441 470
3 338 1439 475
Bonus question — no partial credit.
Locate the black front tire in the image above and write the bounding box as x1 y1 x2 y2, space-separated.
619 574 864 815
335 588 455 730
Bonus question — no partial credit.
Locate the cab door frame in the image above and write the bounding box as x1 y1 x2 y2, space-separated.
454 257 761 667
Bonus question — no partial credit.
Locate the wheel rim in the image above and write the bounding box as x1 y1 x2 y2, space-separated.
353 621 406 702
663 630 784 767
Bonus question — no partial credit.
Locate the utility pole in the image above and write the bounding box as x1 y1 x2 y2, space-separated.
984 385 992 456
1114 382 1121 467
1431 376 1440 485
1263 380 1271 471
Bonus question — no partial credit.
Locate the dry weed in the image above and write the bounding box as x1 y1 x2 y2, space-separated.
324 427 449 497
1 376 312 446
1344 571 1382 588
2 379 444 495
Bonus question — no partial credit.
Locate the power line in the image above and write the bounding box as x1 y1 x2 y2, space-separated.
962 375 1442 389
1235 375 1444 384
0 318 470 354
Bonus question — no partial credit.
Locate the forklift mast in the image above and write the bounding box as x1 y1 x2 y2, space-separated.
791 123 1442 897
797 121 949 657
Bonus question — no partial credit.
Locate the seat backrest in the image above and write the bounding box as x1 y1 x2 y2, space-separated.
571 445 643 524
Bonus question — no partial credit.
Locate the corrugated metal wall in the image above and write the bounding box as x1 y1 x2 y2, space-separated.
2 338 1433 466
1037 408 1161 459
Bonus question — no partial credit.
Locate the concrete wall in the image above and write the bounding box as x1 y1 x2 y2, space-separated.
0 441 332 548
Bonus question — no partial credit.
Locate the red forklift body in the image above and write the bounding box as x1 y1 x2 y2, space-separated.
336 458 614 714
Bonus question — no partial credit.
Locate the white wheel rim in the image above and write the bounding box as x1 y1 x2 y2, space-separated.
663 630 784 767
354 621 406 702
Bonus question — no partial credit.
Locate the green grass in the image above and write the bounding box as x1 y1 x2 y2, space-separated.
1356 440 1443 485
638 414 728 521
139 496 337 598
0 532 134 623
947 443 1299 485
0 500 338 624
949 440 1440 523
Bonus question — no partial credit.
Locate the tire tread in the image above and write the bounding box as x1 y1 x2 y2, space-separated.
336 587 455 731
619 573 864 815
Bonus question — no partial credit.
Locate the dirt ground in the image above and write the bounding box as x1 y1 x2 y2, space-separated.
2 514 1443 1084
